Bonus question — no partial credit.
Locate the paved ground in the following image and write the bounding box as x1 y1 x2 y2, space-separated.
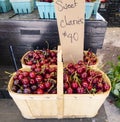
97 27 120 122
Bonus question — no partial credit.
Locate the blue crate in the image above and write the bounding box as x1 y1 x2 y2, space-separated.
34 0 37 8
0 0 11 12
36 2 56 19
10 0 34 14
85 2 95 19
93 0 101 15
36 1 95 20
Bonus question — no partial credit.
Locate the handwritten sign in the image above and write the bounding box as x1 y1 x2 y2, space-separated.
54 0 85 64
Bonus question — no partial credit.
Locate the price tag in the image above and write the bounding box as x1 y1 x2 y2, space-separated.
54 0 85 64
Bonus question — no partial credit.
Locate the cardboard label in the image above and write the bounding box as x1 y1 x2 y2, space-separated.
54 0 85 64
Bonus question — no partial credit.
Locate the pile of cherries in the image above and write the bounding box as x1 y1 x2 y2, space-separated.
63 60 110 94
23 49 57 66
11 64 57 94
83 50 98 66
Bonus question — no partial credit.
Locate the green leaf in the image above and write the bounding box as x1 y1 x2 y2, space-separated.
115 83 120 90
118 56 120 61
113 89 119 96
115 100 120 108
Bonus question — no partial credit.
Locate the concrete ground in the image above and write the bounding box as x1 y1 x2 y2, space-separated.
97 27 120 122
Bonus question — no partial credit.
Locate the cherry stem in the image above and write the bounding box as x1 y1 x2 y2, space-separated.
17 84 23 90
98 62 107 70
4 71 13 77
86 88 91 94
45 41 49 49
47 84 54 93
73 72 81 87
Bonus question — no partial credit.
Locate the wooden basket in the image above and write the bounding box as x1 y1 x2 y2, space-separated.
7 66 60 119
63 68 111 118
8 60 111 119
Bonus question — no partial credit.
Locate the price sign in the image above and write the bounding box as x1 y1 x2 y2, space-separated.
54 0 85 64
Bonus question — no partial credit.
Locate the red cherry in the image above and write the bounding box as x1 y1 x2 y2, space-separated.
45 81 52 89
35 75 43 83
64 82 69 90
37 88 44 94
38 82 45 90
22 71 29 77
18 74 24 80
29 71 36 78
103 82 110 91
26 61 33 65
67 87 73 94
23 88 31 94
82 81 88 88
81 72 87 79
71 81 79 89
30 79 36 85
77 87 85 94
22 77 29 85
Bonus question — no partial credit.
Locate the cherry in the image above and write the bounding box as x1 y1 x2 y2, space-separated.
13 79 21 86
22 77 29 85
35 75 43 83
88 84 93 91
77 60 84 65
12 85 18 92
103 82 110 91
81 72 87 79
30 79 36 85
82 81 89 88
26 61 33 65
71 81 79 89
64 82 69 90
37 88 44 94
87 76 92 83
23 84 30 88
31 85 37 91
45 73 51 79
34 67 41 72
51 89 57 94
18 74 24 80
17 89 23 94
23 88 31 94
97 82 103 89
45 81 52 89
66 87 73 94
67 63 74 69
38 82 45 90
77 87 85 94
22 71 29 77
31 64 36 70
29 71 36 78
